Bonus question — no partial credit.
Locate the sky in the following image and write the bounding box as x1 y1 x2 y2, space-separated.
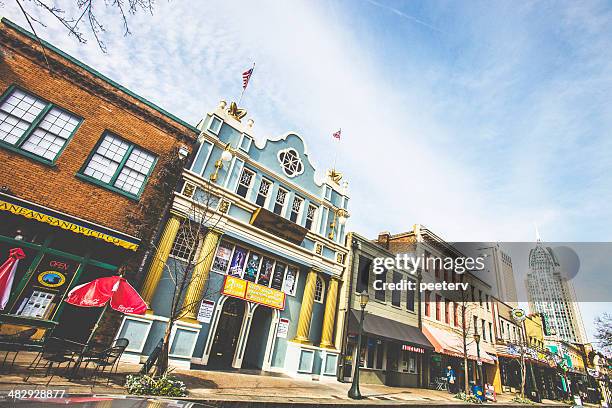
1 0 610 344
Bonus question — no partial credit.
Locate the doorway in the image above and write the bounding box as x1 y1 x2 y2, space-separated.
208 298 245 368
242 305 272 369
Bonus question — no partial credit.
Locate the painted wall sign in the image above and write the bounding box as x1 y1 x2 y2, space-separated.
197 299 215 324
402 344 425 354
221 275 286 310
0 199 139 251
277 318 290 338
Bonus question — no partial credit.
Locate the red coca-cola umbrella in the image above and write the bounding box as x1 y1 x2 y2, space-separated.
65 275 146 347
65 275 146 314
0 248 26 310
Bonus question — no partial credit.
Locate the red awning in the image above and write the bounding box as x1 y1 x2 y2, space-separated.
423 322 495 364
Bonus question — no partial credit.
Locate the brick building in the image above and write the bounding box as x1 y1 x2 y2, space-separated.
0 18 198 343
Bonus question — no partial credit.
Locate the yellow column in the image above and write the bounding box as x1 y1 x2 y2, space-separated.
493 362 502 394
319 277 339 348
141 214 182 306
293 270 318 343
182 228 223 320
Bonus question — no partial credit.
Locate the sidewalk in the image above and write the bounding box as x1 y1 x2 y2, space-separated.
0 356 569 407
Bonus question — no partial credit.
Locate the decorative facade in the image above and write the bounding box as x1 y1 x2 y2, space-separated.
118 100 350 379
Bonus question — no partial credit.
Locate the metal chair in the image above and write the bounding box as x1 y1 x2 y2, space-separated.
0 328 39 370
82 339 129 386
25 337 79 386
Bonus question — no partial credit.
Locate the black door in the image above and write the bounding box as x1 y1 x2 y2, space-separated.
209 298 245 368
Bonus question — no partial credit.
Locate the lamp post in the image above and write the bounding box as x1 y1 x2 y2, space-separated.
348 290 369 399
328 208 350 240
473 332 483 388
210 143 233 183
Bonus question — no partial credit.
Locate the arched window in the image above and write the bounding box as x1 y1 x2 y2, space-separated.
314 276 325 303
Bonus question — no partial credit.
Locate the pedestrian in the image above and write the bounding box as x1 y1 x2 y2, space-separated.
446 365 456 393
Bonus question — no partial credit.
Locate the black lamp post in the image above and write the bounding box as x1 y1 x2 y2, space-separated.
348 290 369 399
473 333 482 387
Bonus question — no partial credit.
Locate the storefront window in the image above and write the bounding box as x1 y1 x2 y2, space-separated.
228 246 247 277
271 262 286 290
283 266 298 295
212 242 233 273
257 257 274 287
244 252 261 282
375 340 384 370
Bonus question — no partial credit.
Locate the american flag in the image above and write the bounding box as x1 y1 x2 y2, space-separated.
242 65 254 90
332 129 341 140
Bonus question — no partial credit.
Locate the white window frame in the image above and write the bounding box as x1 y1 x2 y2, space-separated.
236 167 255 198
206 115 223 135
238 133 253 152
305 204 318 231
289 195 304 224
255 178 273 208
324 185 332 201
314 276 325 303
273 187 289 216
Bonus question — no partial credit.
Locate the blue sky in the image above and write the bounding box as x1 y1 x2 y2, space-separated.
1 0 610 343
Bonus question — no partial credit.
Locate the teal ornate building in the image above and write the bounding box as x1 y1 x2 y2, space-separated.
116 100 350 378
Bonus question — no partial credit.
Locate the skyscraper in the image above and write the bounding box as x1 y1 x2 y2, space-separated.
526 239 586 344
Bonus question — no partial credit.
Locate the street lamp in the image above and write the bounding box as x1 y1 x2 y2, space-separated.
328 208 350 240
348 290 369 399
473 332 483 388
210 143 234 183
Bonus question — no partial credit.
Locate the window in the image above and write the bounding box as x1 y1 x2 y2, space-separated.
290 196 303 223
81 133 156 197
444 298 450 324
244 252 262 282
256 179 272 206
473 315 478 334
305 204 317 231
489 322 493 343
324 185 332 201
277 147 304 177
392 272 402 306
273 188 288 215
454 302 459 327
283 266 299 296
271 262 286 290
435 295 441 320
485 294 490 311
236 167 254 198
481 319 487 342
424 290 431 317
257 257 275 286
169 225 197 261
314 276 325 303
356 256 371 293
239 133 252 152
228 246 248 277
405 279 415 311
212 242 234 273
207 115 222 134
0 87 81 162
375 268 386 301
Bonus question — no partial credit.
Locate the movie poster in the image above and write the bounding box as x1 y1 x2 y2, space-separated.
229 246 247 277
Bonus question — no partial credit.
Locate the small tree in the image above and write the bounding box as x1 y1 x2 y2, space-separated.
594 313 612 355
151 181 224 375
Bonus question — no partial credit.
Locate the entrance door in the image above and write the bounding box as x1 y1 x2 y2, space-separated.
208 298 245 368
242 306 272 369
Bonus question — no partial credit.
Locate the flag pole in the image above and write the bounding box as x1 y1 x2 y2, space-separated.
238 62 255 106
332 128 341 172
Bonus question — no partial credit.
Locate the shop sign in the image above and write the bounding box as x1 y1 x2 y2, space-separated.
197 299 215 324
277 318 289 338
0 199 139 251
402 344 425 354
222 275 286 310
511 308 526 322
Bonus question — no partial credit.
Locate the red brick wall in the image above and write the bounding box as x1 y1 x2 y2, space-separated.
0 22 196 238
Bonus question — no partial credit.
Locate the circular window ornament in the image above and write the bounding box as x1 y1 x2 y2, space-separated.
277 148 304 178
38 271 66 288
511 308 526 322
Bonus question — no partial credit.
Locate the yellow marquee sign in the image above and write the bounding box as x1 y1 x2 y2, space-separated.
0 199 139 251
222 275 286 310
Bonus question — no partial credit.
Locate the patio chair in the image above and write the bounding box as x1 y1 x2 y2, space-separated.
25 337 82 385
0 328 39 370
82 340 129 386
